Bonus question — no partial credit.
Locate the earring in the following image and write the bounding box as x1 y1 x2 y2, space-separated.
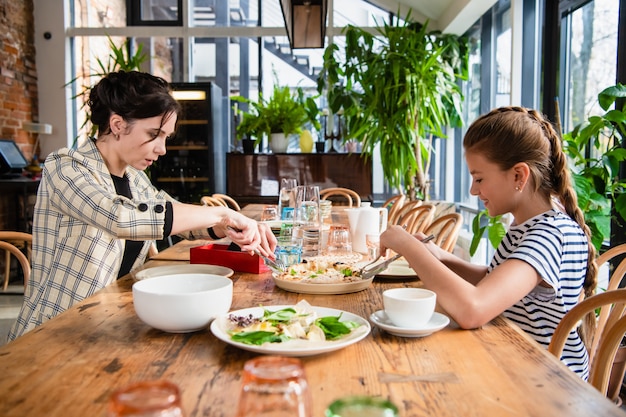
515 185 522 192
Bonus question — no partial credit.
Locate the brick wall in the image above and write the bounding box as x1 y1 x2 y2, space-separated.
0 0 37 158
0 0 38 231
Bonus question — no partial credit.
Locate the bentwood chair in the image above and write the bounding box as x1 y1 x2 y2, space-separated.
423 213 463 253
0 231 32 291
389 200 422 226
548 288 626 401
212 194 241 211
200 195 228 207
397 204 436 235
319 187 361 207
382 194 407 226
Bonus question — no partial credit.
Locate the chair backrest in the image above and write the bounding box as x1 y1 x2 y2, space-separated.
0 231 32 291
383 194 407 225
548 288 626 400
389 200 422 226
212 193 241 211
590 244 626 361
398 204 436 235
200 195 228 207
423 213 463 252
319 187 361 207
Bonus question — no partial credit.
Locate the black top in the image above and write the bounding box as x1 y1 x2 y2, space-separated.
111 174 144 278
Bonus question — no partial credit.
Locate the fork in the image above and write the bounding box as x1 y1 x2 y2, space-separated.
255 250 286 274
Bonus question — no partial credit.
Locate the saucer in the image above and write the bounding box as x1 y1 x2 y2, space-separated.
369 310 450 338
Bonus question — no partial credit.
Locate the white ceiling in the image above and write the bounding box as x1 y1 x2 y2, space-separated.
367 0 499 35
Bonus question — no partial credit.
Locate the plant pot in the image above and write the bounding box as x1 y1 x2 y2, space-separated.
242 138 256 154
315 141 325 153
270 133 289 153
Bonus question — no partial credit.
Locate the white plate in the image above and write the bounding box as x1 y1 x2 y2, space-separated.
369 310 450 338
210 305 371 356
133 264 234 280
272 275 374 294
375 259 418 279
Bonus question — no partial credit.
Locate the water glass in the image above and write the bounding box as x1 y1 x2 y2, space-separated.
278 178 298 219
235 356 311 417
365 234 380 260
326 224 352 255
275 235 303 267
107 380 185 417
261 205 279 222
319 199 333 224
295 185 321 258
325 396 398 417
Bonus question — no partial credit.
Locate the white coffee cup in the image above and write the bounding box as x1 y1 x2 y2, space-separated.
382 288 436 328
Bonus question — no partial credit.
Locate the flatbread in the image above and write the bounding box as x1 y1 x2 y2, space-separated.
276 253 364 284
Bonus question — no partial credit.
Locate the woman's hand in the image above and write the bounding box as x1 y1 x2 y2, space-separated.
219 212 277 257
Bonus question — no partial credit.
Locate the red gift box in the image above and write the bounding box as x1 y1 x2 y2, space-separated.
190 243 270 274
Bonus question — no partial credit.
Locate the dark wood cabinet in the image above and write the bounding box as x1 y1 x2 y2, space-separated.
226 153 372 204
151 82 224 203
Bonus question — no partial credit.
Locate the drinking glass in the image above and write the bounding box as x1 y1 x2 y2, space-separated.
365 234 380 261
319 199 333 224
326 224 352 255
275 235 303 267
107 380 185 417
294 185 321 258
235 356 311 417
261 205 279 222
277 178 298 219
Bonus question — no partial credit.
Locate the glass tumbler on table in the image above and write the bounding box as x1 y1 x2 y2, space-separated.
365 234 381 261
107 380 185 417
261 205 279 222
235 355 312 417
294 185 321 258
275 235 303 267
326 224 352 255
277 178 298 219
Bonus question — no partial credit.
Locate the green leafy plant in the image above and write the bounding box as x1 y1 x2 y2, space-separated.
316 13 468 200
470 84 626 255
66 36 147 138
563 83 626 250
233 83 313 144
469 210 506 256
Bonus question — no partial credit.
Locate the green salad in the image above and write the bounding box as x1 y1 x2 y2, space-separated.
227 301 361 346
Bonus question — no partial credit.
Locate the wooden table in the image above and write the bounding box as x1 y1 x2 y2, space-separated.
1 207 624 416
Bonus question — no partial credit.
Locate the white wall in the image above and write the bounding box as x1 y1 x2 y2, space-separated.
33 0 70 159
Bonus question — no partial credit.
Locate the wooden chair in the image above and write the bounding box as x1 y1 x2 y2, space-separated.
423 213 463 253
397 204 436 235
382 194 406 226
212 194 241 211
200 195 228 207
389 200 422 226
319 187 361 207
0 231 32 291
548 288 626 401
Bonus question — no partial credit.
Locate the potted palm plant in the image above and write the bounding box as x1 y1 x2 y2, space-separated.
316 13 469 199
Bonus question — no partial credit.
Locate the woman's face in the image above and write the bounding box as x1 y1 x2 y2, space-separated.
465 151 517 217
121 114 177 172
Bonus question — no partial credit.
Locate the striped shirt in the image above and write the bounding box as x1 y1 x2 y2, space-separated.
489 209 590 380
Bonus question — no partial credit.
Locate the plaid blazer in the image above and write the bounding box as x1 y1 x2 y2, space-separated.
9 138 211 340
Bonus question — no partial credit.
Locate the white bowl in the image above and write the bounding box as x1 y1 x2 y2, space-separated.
132 273 233 333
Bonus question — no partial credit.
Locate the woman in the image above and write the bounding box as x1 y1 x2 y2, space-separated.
9 70 276 340
381 106 597 379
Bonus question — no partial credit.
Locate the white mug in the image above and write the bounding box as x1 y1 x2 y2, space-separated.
383 288 436 328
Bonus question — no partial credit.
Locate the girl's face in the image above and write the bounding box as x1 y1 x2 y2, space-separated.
120 114 177 172
465 151 517 217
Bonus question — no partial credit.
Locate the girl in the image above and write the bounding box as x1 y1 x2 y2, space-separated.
9 71 276 340
381 106 597 379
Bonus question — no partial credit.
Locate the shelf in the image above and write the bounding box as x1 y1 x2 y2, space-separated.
157 177 210 182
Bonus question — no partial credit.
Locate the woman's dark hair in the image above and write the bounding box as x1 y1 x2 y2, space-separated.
463 106 598 346
88 70 181 136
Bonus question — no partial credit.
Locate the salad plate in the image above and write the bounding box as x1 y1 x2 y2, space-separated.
133 264 234 280
210 304 371 356
272 275 374 294
369 310 449 338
